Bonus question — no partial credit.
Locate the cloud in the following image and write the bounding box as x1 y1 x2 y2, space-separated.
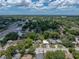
0 0 79 10
7 0 22 4
48 0 79 9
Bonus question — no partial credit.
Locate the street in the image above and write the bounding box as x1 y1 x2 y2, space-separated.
0 20 26 38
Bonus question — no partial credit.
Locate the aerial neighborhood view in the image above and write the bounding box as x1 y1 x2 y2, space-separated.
0 0 79 59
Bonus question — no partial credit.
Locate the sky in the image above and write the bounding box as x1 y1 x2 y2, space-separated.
0 0 79 15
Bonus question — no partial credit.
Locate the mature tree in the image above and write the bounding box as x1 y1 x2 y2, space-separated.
4 32 18 41
68 29 79 36
49 31 60 39
0 51 5 57
35 33 44 41
69 48 75 53
27 32 36 40
24 38 33 46
73 51 79 59
66 34 75 41
1 32 18 45
44 31 60 39
62 38 74 48
16 38 33 54
43 31 50 39
5 46 16 59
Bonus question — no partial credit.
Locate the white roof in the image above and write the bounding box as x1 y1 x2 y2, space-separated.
43 40 49 44
7 40 13 43
56 40 62 43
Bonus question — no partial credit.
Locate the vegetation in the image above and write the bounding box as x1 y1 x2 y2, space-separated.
0 37 34 59
0 32 18 46
62 38 74 48
73 51 79 59
44 51 65 59
5 46 16 59
69 48 79 59
0 16 79 59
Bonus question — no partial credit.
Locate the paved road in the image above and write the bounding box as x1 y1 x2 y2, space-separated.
0 20 26 38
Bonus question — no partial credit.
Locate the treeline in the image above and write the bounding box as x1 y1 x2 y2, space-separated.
1 16 79 47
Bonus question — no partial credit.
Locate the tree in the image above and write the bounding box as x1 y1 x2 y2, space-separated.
28 46 35 56
16 38 33 55
0 51 5 57
2 32 18 45
43 31 50 39
68 29 79 36
62 38 74 48
73 51 79 59
27 32 36 40
66 34 75 41
50 32 60 39
44 31 60 39
69 48 75 53
5 46 16 59
24 38 33 47
35 33 44 41
4 32 18 40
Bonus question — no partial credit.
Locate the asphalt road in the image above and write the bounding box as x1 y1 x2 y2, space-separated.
0 20 26 38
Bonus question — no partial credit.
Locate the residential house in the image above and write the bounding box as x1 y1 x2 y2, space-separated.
43 40 49 48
